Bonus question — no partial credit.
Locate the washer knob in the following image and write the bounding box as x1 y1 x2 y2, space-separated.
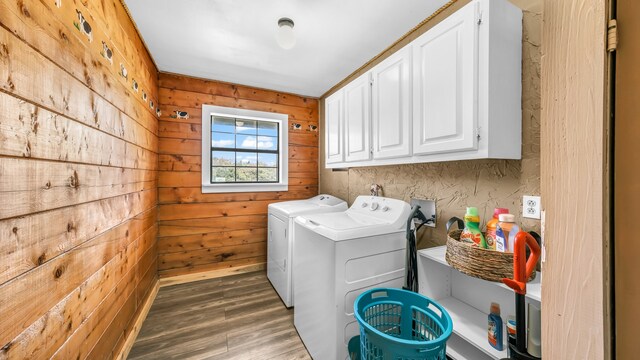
370 202 379 211
382 206 390 212
361 202 368 208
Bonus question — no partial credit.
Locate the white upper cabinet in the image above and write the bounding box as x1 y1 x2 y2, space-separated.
343 72 371 162
323 0 522 169
324 90 344 164
372 46 412 160
412 2 478 155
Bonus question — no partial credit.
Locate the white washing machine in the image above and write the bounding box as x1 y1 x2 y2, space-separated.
267 194 347 308
293 196 411 360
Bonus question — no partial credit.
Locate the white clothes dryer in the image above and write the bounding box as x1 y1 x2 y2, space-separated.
267 194 347 308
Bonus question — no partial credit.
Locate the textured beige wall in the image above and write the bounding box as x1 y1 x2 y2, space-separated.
319 0 542 248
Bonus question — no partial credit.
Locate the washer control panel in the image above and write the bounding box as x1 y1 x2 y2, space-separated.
348 196 411 224
347 196 411 227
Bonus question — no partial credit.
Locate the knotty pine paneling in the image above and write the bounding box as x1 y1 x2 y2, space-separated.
157 73 319 278
158 186 319 205
0 0 159 358
159 88 317 122
158 215 269 237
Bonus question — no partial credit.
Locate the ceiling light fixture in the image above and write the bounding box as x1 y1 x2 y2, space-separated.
276 17 296 50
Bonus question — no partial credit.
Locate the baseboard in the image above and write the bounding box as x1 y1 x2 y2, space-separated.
114 279 159 360
159 262 267 288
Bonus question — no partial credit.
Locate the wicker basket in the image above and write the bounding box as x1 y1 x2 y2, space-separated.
445 229 536 283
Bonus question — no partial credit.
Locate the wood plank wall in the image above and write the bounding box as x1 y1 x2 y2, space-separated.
157 73 319 278
0 0 159 358
540 0 608 358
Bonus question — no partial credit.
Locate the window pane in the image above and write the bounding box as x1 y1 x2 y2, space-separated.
208 115 283 186
236 134 257 149
236 152 257 167
236 120 257 134
212 132 235 148
257 136 277 150
258 153 277 167
212 167 235 182
212 151 235 166
212 117 235 133
258 168 277 182
236 168 257 182
258 122 278 136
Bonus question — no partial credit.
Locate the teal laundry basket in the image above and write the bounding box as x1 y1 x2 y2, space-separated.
352 288 453 360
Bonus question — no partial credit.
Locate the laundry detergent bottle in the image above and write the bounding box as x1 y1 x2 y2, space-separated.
486 208 509 250
488 303 504 351
460 207 487 248
495 214 520 252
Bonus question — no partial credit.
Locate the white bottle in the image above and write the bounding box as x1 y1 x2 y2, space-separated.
528 303 542 357
495 214 520 252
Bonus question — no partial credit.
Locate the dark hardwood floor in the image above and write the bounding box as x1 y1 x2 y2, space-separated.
128 271 311 360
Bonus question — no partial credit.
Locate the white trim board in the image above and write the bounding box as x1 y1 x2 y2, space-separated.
201 105 289 193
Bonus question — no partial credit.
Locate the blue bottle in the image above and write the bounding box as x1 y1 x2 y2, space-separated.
488 302 504 351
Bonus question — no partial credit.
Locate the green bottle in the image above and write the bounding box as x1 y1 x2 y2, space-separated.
460 207 487 248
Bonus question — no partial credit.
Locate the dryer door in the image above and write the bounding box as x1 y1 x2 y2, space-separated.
267 213 291 306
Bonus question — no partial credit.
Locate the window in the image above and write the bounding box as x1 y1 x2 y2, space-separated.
201 105 288 193
211 117 279 183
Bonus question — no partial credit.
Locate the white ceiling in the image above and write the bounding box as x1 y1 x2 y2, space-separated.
125 0 450 97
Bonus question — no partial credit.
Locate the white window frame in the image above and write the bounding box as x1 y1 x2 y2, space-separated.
201 105 288 193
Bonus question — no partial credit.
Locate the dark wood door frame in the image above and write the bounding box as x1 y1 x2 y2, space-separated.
613 0 640 358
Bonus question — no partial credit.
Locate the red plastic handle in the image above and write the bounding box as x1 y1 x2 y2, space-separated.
501 231 541 295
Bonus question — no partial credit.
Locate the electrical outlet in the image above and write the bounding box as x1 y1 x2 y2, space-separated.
523 195 541 219
410 198 436 228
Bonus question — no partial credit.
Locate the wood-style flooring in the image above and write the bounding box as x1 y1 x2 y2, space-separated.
128 271 311 360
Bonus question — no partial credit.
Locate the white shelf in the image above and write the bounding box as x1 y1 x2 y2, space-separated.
438 297 507 360
418 246 541 302
447 333 494 360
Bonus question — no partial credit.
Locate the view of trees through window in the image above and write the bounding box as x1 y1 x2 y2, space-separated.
210 116 279 183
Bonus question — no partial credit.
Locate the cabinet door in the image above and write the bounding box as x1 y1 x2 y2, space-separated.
344 72 371 162
324 90 344 164
412 2 478 155
371 46 412 159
